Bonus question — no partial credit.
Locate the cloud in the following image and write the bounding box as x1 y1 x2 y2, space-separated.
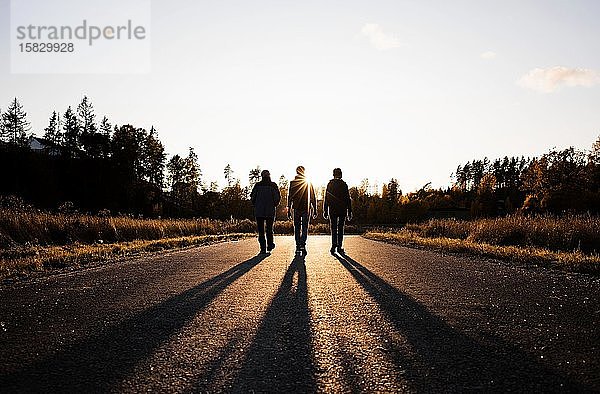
518 66 600 93
361 23 402 50
480 51 497 60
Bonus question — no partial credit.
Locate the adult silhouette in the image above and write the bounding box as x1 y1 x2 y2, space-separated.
287 166 316 255
323 168 352 254
250 170 281 254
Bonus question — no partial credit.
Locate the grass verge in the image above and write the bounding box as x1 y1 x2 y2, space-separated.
364 231 600 275
0 233 251 282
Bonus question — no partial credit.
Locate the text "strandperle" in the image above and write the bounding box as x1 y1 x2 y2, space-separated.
16 20 146 46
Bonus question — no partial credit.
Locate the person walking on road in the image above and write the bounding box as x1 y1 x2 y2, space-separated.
323 167 352 255
250 170 281 254
287 166 317 255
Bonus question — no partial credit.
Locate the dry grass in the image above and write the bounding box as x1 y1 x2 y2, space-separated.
400 215 600 254
0 209 258 248
365 225 600 275
0 208 364 281
0 234 250 281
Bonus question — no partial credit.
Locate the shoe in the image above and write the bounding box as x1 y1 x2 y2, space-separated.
267 243 275 252
330 246 336 255
260 249 268 255
337 247 345 255
301 247 307 255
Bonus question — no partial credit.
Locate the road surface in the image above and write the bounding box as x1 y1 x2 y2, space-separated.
1 235 598 392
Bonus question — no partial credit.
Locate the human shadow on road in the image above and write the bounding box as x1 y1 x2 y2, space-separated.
230 255 316 393
0 254 267 392
335 254 584 392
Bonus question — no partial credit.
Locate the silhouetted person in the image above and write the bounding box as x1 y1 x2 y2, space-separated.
287 166 316 255
323 168 352 255
251 170 281 254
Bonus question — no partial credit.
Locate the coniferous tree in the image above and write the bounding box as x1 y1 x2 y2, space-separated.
183 147 201 194
111 124 146 177
590 136 600 165
167 154 187 209
165 148 201 211
77 96 97 133
249 166 261 189
143 126 166 188
224 164 234 187
1 98 30 146
99 116 112 137
62 106 80 157
77 96 101 157
167 155 185 190
97 116 112 158
43 111 63 146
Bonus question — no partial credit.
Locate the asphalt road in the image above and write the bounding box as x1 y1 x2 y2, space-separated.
1 235 598 392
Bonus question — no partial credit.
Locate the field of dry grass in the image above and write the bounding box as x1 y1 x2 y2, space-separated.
365 214 600 274
0 209 361 280
0 234 250 281
0 210 255 248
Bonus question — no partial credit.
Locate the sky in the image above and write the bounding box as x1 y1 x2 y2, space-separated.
1 0 600 192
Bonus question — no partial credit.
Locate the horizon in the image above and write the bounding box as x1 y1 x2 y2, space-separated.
1 0 599 192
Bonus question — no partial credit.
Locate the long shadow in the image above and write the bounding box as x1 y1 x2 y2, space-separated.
1 254 267 392
230 255 316 393
336 254 585 392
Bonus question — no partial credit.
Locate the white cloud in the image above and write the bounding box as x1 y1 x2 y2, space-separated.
518 66 600 93
361 23 402 50
480 51 497 60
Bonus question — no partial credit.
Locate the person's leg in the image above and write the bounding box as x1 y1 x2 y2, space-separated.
293 210 302 250
300 211 309 248
256 217 266 252
330 215 338 249
337 214 346 252
266 217 275 250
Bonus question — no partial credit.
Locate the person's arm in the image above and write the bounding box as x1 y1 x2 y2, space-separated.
272 183 281 206
287 183 293 209
323 182 330 219
287 183 293 219
250 184 257 206
310 183 317 218
345 183 352 213
345 182 353 220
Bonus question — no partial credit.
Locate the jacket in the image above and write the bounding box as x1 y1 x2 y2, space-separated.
324 178 352 216
250 179 281 218
287 175 316 212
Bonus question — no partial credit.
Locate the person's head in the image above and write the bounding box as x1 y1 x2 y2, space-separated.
333 168 342 179
296 166 305 176
261 169 271 180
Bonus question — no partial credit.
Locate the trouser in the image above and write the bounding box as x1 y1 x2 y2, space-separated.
330 213 346 248
256 217 274 250
293 210 309 249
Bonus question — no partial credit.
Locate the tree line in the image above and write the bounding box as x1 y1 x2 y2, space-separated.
1 96 599 222
348 142 600 223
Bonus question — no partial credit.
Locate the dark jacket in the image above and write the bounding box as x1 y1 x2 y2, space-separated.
324 178 352 216
287 175 316 212
251 178 281 218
